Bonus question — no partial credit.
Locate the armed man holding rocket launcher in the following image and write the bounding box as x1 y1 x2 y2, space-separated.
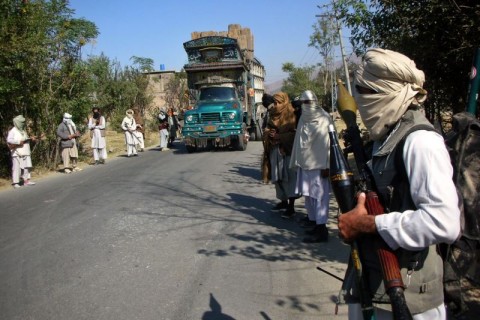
332 49 461 320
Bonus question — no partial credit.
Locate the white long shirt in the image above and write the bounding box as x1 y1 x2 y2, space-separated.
88 116 106 149
121 116 137 145
7 127 31 157
375 130 461 251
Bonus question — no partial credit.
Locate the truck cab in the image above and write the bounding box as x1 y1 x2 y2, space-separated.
181 35 260 152
183 84 247 152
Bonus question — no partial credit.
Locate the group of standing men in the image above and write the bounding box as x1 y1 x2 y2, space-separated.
57 106 109 174
6 106 110 186
262 90 333 244
262 48 461 320
7 104 179 186
158 107 180 151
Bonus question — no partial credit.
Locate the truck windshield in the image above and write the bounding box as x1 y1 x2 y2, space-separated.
199 87 236 101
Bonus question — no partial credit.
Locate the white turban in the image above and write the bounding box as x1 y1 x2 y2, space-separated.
13 115 26 131
353 48 427 140
63 112 73 125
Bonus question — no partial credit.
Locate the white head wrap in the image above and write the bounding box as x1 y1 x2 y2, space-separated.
13 115 26 131
353 48 427 140
290 103 332 170
63 112 72 125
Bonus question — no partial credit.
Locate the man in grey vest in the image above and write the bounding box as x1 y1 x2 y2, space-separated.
338 48 460 319
57 113 81 173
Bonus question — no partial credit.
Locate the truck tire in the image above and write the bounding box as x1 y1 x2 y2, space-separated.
255 124 262 141
186 145 196 153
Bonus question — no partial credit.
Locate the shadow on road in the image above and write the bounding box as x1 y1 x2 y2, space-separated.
201 293 235 320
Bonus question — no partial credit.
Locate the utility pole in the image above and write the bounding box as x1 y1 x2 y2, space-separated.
336 21 352 94
317 1 352 95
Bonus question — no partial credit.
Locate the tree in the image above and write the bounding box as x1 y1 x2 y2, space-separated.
0 0 99 171
309 16 338 94
87 55 154 132
0 1 157 177
130 56 154 73
281 62 325 104
164 71 187 115
333 0 480 116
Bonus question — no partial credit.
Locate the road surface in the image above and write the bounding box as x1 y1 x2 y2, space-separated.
0 141 349 320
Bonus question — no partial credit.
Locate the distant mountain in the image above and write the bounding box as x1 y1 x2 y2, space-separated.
264 54 360 95
265 79 283 94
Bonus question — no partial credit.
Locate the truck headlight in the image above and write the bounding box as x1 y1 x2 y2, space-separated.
228 113 235 120
186 115 193 122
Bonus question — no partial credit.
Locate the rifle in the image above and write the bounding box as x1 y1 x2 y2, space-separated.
330 79 413 320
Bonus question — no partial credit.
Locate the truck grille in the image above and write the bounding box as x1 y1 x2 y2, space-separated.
201 112 221 122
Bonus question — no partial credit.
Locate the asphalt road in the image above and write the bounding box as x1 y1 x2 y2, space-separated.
0 141 350 320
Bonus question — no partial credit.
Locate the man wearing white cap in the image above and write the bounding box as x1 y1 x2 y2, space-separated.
121 109 139 157
56 112 81 173
6 115 37 188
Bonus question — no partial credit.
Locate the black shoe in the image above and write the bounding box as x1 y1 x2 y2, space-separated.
303 225 328 243
281 208 295 219
272 201 288 211
299 217 317 228
305 227 316 235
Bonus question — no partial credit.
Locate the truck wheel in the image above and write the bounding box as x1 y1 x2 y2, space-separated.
255 125 262 141
186 145 196 153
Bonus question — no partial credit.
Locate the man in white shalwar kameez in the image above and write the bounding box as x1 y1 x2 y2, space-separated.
290 90 333 243
158 110 170 151
7 115 37 188
121 109 138 157
88 107 107 165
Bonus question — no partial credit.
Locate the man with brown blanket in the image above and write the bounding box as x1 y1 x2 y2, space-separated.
263 92 299 218
261 93 275 184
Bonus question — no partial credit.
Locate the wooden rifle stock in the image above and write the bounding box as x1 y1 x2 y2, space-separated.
335 79 413 320
364 190 412 320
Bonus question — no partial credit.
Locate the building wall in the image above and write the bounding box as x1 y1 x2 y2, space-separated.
251 59 265 104
145 70 176 110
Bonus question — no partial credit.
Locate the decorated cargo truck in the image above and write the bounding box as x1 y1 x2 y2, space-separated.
181 27 265 153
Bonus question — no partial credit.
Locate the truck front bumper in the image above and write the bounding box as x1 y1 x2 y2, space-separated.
182 123 244 147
